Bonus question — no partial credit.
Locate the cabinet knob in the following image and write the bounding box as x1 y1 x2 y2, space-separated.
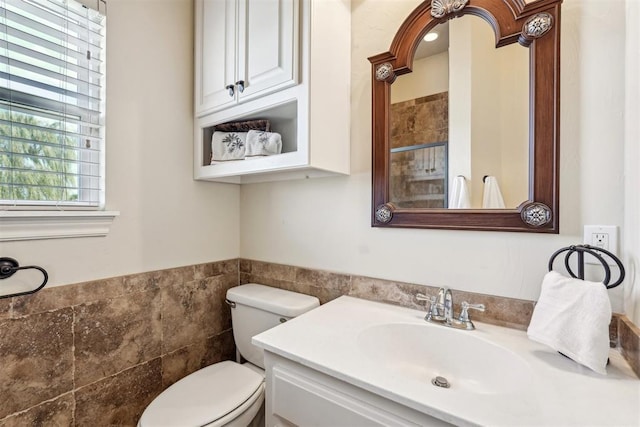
226 84 235 97
236 80 245 93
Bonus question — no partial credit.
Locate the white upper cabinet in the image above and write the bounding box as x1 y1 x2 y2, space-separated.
195 0 237 113
195 0 298 117
194 0 351 183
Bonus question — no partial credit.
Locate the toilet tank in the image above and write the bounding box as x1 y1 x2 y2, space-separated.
226 283 319 369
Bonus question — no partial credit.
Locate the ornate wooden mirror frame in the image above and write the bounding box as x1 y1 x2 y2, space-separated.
369 0 562 232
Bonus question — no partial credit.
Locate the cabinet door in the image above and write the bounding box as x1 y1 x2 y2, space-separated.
195 0 237 116
270 365 430 427
236 0 298 102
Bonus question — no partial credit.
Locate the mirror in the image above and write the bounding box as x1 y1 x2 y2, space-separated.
390 17 529 209
369 0 561 232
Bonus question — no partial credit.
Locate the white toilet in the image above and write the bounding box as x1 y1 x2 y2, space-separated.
138 283 319 427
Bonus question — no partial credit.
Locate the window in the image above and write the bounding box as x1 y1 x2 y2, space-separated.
0 0 106 209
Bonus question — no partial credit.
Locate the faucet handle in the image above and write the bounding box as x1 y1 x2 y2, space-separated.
458 301 485 322
416 293 441 321
416 293 432 303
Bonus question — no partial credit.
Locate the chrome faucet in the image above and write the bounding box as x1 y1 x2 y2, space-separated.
416 287 485 330
443 288 453 323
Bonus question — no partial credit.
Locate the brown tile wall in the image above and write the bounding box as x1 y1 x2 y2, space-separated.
390 93 449 209
0 260 237 426
240 258 640 376
619 315 640 378
240 259 534 330
3 256 639 426
390 93 448 150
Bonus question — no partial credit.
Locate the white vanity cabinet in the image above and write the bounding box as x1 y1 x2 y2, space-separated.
264 352 451 427
193 0 350 183
194 0 298 116
255 297 640 427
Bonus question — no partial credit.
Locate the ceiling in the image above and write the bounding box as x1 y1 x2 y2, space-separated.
414 21 449 60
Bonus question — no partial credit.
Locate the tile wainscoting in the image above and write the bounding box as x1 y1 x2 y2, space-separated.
1 257 638 426
239 259 535 330
0 260 237 426
239 259 640 378
619 316 640 376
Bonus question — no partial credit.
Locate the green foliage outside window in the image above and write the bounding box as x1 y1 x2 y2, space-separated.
0 110 79 203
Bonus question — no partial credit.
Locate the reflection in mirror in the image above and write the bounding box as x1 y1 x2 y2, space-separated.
389 15 529 209
390 141 448 208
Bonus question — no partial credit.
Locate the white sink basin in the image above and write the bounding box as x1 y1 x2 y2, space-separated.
254 296 640 426
357 322 533 395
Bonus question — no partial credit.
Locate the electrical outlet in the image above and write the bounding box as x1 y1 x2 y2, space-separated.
583 225 618 265
592 233 609 249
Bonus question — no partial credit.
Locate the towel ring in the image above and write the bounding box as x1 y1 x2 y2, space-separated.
548 245 625 289
0 257 49 299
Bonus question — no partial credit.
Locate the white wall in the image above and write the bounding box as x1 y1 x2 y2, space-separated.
0 0 240 287
390 51 449 104
448 16 472 198
496 41 529 209
7 0 629 313
240 0 629 311
624 0 640 324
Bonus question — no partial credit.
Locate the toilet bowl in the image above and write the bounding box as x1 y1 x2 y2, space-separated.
138 284 319 427
138 361 264 427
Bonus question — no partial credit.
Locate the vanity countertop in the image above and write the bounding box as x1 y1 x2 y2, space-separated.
252 296 640 426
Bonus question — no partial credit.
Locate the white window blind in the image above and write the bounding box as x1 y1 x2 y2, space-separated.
0 0 105 209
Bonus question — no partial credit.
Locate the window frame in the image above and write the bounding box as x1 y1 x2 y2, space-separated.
0 0 117 241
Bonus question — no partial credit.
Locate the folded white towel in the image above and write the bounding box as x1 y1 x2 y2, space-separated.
246 130 282 157
527 271 612 374
211 131 248 162
482 175 506 208
448 175 471 208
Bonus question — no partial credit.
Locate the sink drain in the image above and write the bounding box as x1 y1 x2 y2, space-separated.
432 376 450 388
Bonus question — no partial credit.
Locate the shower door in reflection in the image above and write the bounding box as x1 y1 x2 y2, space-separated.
389 142 448 208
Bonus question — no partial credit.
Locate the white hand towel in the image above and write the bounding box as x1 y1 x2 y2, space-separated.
482 175 506 208
246 130 282 157
448 175 470 208
527 271 612 374
211 131 248 162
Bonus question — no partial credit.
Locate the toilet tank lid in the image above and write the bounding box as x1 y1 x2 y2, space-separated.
227 283 320 317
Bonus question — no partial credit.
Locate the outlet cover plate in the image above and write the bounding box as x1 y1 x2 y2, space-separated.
583 225 618 265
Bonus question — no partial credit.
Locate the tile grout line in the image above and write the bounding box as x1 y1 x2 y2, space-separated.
71 305 77 426
0 391 76 423
158 271 165 388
